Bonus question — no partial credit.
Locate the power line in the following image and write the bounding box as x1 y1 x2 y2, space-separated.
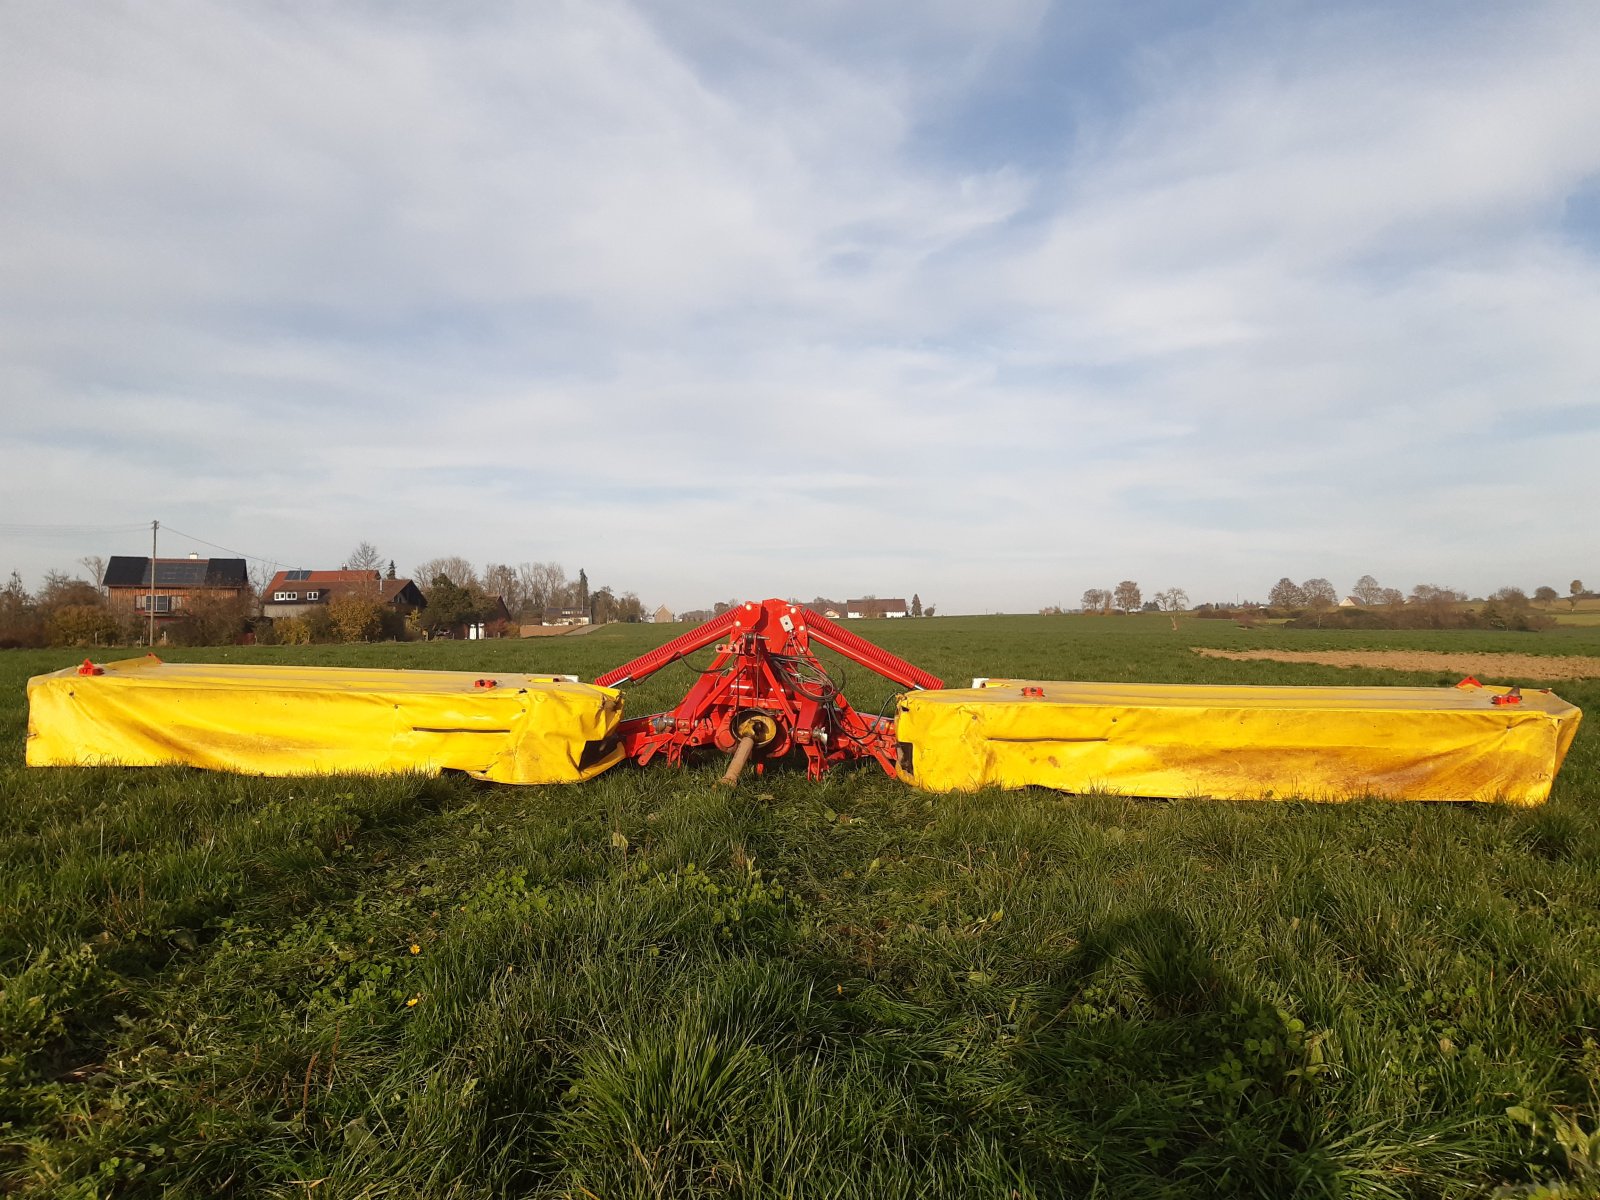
0 518 293 573
159 524 291 570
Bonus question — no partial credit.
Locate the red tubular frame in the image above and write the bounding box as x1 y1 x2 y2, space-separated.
596 599 943 780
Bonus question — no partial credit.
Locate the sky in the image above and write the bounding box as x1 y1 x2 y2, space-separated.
2 1 1598 614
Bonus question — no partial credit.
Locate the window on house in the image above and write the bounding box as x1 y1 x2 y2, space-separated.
273 591 298 601
137 595 172 613
306 590 321 600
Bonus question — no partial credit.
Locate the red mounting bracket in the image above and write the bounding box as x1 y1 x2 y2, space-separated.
595 599 943 782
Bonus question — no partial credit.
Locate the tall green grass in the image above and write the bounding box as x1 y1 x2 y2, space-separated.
2 617 1598 1197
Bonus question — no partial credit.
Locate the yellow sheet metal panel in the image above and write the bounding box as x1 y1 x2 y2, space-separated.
26 656 623 785
896 679 1582 805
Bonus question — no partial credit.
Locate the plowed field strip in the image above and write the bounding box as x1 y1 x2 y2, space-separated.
1192 647 1600 680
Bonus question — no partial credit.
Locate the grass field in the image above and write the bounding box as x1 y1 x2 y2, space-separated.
3 615 1599 1199
1543 599 1600 628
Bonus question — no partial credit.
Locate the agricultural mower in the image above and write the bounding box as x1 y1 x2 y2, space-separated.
26 599 1583 805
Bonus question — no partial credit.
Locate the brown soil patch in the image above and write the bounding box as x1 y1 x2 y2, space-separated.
1191 647 1600 681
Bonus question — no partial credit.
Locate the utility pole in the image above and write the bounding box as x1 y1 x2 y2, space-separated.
149 519 158 648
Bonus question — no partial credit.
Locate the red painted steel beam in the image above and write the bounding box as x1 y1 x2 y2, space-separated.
799 607 943 691
591 598 944 781
595 608 739 686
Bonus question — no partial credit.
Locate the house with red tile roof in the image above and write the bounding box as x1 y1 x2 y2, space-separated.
262 569 426 620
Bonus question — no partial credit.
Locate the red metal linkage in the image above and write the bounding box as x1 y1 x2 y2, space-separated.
800 607 943 692
596 599 944 781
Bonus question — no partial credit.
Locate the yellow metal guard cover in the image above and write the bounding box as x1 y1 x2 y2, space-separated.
26 657 623 785
896 679 1581 805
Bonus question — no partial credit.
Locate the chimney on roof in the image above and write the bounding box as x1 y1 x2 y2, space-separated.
188 552 200 560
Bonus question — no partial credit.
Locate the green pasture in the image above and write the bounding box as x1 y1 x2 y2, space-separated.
2 615 1599 1198
1542 598 1600 627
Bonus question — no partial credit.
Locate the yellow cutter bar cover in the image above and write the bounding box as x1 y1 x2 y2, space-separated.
26 657 623 785
895 679 1581 805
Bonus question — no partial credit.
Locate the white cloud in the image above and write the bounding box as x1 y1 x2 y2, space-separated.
1 1 1597 612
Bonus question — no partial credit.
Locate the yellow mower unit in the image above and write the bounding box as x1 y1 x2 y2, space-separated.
26 657 623 785
24 606 1586 804
895 678 1582 805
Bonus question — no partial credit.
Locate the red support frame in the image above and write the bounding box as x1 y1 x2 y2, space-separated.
595 599 944 780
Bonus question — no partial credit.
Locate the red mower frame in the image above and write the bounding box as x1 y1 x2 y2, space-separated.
596 599 943 784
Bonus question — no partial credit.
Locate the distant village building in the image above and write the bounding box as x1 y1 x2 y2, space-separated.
542 606 591 626
1339 596 1363 608
102 555 250 627
261 569 426 620
844 597 909 619
653 604 674 624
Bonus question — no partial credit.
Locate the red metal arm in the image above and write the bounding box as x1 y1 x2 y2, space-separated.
592 599 944 782
596 609 739 686
799 607 943 691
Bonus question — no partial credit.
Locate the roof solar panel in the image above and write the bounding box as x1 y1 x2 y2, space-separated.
155 561 209 586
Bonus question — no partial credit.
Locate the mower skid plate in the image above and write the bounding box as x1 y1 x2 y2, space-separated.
895 679 1581 805
26 657 624 785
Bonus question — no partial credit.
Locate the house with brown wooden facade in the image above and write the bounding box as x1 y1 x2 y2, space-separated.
102 555 251 627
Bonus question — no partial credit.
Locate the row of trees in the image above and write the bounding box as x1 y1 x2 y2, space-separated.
0 541 657 648
345 545 944 627
1 569 116 648
405 554 644 625
1270 575 1588 613
0 568 259 649
1076 583 1188 614
1061 572 1592 621
2 539 942 647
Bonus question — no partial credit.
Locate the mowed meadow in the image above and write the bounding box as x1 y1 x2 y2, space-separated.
3 615 1599 1199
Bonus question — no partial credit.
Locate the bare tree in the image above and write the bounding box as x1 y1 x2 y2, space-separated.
1534 585 1559 604
482 562 523 615
1081 588 1110 614
1301 578 1337 610
1411 583 1467 605
78 555 107 595
1351 574 1385 606
248 561 275 600
517 562 569 612
37 570 100 611
1378 587 1405 606
1113 581 1142 613
616 591 644 622
1155 587 1189 612
414 556 479 590
1572 579 1586 610
346 541 383 573
1268 578 1305 609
